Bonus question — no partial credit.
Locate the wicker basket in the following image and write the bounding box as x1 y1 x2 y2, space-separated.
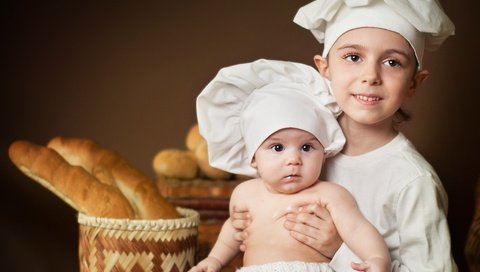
78 207 200 272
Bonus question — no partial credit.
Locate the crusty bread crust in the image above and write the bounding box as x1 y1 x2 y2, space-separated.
8 140 135 219
47 136 180 219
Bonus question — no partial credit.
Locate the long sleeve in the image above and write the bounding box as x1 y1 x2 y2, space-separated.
329 176 457 272
389 176 457 271
324 133 457 272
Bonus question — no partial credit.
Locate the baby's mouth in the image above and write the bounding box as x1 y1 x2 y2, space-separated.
285 174 300 180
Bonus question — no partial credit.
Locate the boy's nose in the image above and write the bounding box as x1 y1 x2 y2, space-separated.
361 63 382 85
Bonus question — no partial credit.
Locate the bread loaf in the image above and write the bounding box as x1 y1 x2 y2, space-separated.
185 124 204 152
194 141 232 180
185 123 232 180
48 136 180 219
8 140 135 219
152 149 198 179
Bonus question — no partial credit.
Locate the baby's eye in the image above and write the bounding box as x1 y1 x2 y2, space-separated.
271 144 284 152
301 144 313 152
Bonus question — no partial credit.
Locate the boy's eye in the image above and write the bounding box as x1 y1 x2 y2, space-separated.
345 54 360 62
301 144 313 152
384 59 401 67
271 144 284 152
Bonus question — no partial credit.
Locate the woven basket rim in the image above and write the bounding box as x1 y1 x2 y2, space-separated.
77 207 199 231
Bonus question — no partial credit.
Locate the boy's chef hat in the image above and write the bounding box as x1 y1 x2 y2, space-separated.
196 59 345 177
293 0 455 68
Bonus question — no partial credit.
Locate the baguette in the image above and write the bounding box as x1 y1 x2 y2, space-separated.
47 136 180 219
8 140 135 219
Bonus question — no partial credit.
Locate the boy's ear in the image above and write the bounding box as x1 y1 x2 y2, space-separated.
314 55 330 79
408 69 430 97
250 157 257 168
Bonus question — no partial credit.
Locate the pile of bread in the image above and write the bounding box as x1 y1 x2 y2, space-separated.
8 124 243 219
152 124 239 181
9 136 180 219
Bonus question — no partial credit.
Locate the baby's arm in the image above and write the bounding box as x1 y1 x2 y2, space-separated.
189 218 240 272
189 185 246 272
320 182 391 271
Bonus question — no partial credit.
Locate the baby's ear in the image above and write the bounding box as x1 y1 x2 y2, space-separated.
409 69 430 97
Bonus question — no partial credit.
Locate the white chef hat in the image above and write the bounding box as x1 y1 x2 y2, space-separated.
293 0 455 68
196 59 345 177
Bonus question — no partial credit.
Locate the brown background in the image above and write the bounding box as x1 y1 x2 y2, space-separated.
1 1 478 271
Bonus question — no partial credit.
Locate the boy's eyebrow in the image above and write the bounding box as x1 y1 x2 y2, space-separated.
335 43 363 51
383 48 412 59
336 44 411 58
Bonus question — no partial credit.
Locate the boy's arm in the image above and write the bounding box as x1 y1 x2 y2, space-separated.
390 177 457 271
321 182 391 271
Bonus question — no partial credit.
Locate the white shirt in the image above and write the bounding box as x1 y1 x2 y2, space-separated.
323 133 457 272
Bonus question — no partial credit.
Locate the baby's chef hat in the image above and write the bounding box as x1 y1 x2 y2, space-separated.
293 0 455 68
196 59 345 177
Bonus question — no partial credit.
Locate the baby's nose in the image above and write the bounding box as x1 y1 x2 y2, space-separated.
286 152 302 165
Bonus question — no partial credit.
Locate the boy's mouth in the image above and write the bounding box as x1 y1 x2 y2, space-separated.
354 94 382 104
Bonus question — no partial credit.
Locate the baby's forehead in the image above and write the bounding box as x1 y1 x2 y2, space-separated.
264 128 320 142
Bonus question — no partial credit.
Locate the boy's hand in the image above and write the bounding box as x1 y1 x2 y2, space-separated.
284 202 342 259
231 206 251 252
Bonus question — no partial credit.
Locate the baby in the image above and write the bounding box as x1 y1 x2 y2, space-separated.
190 59 390 272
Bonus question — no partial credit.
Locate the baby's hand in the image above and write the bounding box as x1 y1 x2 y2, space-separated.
351 257 390 272
351 261 371 271
188 256 222 272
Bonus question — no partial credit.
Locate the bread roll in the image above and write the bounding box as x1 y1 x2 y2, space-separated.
194 141 232 180
152 149 198 179
8 140 135 219
48 136 180 219
185 124 204 152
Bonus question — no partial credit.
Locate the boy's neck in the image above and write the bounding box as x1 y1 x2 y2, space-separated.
338 114 398 156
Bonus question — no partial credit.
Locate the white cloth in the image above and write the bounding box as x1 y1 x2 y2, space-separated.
236 261 333 272
196 59 345 177
321 133 458 272
293 0 455 68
